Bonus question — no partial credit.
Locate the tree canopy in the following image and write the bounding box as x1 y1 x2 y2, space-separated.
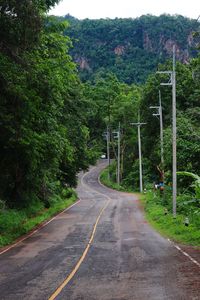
0 2 96 208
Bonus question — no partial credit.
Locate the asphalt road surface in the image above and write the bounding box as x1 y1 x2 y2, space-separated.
0 161 199 300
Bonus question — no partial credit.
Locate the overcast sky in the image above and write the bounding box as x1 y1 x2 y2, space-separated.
49 0 200 20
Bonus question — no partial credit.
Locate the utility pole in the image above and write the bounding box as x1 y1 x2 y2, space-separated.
159 90 164 168
156 45 177 217
117 122 121 185
113 124 121 185
106 126 110 180
150 90 164 168
172 45 177 218
131 113 146 193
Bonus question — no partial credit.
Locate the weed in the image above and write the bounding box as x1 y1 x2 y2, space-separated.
0 189 77 248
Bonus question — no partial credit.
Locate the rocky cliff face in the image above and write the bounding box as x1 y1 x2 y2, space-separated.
114 45 125 55
141 30 193 63
143 32 153 52
76 57 91 71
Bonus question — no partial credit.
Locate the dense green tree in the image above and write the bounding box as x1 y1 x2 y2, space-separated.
0 0 59 55
163 113 200 174
81 73 141 184
0 4 94 207
135 55 200 187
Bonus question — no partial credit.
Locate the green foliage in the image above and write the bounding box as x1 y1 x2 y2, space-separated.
0 6 94 208
100 165 127 192
122 158 152 191
163 113 200 175
143 191 200 246
0 189 77 247
0 0 60 55
138 57 200 187
81 73 141 163
177 171 200 199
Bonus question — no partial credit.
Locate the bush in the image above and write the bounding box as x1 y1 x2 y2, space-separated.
143 190 200 246
0 191 77 247
0 210 26 233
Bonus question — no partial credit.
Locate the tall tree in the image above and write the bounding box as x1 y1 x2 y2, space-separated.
0 4 93 207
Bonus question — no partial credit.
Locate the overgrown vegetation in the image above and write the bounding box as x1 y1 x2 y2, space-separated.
143 189 200 246
100 164 127 192
0 188 76 247
0 1 99 211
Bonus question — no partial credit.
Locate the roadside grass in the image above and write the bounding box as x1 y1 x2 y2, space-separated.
142 191 200 247
100 166 200 247
0 189 77 248
100 167 133 192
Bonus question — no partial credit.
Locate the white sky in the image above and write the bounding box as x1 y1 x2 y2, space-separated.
49 0 200 20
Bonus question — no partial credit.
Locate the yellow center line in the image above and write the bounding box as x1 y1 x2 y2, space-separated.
48 198 111 300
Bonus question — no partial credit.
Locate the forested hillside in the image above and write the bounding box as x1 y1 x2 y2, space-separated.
63 14 199 83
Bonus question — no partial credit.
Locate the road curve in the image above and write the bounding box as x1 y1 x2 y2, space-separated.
0 160 199 299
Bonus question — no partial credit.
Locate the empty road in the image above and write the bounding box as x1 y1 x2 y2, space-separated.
0 161 199 299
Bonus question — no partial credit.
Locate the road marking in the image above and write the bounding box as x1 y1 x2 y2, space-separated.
168 239 200 268
0 200 81 256
48 167 111 300
49 199 110 300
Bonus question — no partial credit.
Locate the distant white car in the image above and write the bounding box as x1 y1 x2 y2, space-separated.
101 154 106 159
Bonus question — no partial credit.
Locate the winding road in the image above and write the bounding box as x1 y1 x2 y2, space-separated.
0 161 199 299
